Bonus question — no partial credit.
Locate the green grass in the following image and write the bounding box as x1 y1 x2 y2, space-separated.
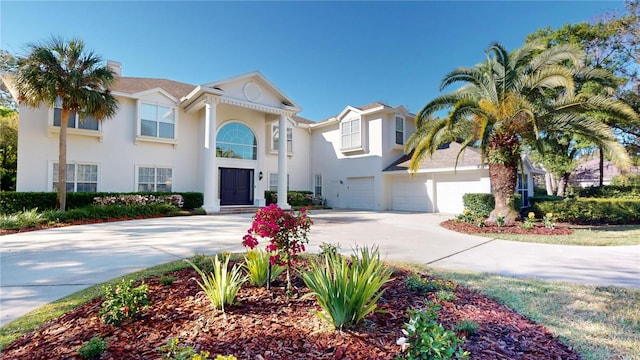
427 267 640 360
482 225 640 246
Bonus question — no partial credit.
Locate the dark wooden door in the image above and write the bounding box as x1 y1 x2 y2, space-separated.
220 168 253 205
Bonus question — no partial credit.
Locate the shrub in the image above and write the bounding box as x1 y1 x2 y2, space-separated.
398 302 469 359
455 209 475 224
577 185 640 200
533 198 640 224
242 204 312 291
301 246 392 330
405 275 456 293
264 190 317 207
435 290 457 302
78 336 108 360
453 319 480 335
93 194 184 208
99 279 151 326
187 254 247 314
462 193 494 218
0 208 44 229
159 338 211 360
242 248 285 287
160 275 176 286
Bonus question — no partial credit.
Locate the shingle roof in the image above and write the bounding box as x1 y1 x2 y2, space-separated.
111 77 197 100
384 142 484 171
292 115 313 124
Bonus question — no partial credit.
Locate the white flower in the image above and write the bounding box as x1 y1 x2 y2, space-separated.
396 337 409 352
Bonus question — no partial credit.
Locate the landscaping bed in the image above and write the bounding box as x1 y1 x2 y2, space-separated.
1 264 581 359
441 220 574 235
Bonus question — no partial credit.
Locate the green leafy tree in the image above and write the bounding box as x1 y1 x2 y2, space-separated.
15 37 117 210
0 50 18 109
0 106 18 190
406 42 638 223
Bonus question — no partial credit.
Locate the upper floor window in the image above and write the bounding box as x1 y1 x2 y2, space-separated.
271 124 293 153
53 99 99 130
140 103 175 139
52 162 98 192
341 118 361 149
216 122 257 160
138 166 172 192
395 116 404 145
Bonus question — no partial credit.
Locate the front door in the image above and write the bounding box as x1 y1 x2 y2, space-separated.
220 168 254 206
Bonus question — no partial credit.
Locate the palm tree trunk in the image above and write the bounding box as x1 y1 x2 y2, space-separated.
488 161 519 224
57 108 69 211
556 173 570 197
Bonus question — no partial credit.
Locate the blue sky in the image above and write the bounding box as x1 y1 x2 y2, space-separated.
0 1 625 121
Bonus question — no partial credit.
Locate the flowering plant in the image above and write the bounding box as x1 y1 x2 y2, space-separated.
242 204 313 290
543 212 555 229
521 211 536 230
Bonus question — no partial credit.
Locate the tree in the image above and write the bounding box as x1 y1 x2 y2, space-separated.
0 50 18 109
406 42 638 224
0 106 18 190
15 37 118 210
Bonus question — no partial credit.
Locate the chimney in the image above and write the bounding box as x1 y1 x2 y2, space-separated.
106 60 122 77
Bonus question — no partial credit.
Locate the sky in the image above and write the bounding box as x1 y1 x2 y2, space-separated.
0 1 626 121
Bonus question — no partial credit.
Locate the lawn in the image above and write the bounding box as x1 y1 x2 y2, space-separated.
481 225 640 246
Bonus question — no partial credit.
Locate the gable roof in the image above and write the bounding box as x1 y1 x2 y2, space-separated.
384 142 484 172
569 159 640 183
313 102 415 126
112 77 196 100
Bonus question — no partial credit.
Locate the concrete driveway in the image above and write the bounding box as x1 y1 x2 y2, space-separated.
1 210 639 327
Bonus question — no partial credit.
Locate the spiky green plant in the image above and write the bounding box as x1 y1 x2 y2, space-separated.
302 246 392 329
242 248 285 287
186 254 247 314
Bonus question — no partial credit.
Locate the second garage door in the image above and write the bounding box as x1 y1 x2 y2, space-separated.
347 177 375 210
391 176 431 212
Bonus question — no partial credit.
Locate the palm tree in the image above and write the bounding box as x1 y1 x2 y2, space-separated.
15 37 118 211
406 42 638 223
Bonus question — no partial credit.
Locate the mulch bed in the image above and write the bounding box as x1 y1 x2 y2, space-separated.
441 220 574 236
1 264 581 359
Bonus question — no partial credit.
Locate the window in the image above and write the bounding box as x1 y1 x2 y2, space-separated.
268 173 289 192
216 122 257 160
341 118 361 149
52 163 98 192
138 167 172 192
517 173 529 207
272 124 293 153
395 116 404 145
140 103 175 139
53 99 99 130
314 174 322 196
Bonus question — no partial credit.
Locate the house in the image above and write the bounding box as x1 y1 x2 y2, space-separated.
2 64 542 214
570 159 640 187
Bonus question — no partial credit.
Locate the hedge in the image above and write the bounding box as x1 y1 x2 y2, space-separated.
462 193 522 217
264 190 315 207
576 185 640 200
532 198 640 225
0 191 203 215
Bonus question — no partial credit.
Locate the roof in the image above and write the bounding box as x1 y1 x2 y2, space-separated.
315 102 415 125
568 159 640 183
384 142 484 172
291 115 313 125
112 77 196 100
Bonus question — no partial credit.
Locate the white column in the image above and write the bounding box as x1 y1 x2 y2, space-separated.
203 99 220 213
277 114 291 209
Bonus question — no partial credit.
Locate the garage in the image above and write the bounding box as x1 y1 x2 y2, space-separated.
391 176 431 212
434 172 488 214
346 176 375 209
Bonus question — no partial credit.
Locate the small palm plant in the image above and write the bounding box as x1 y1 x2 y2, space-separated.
243 248 285 287
186 254 247 315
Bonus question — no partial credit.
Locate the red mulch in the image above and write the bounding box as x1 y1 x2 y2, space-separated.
441 220 574 236
0 265 581 359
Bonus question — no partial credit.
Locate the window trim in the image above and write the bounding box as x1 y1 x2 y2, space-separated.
216 121 258 160
394 116 405 146
135 101 178 147
49 161 100 193
135 165 174 192
270 122 294 155
517 173 530 208
340 117 363 152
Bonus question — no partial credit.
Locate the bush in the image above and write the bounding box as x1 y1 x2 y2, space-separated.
533 198 640 224
78 336 108 360
301 246 392 330
453 319 480 335
0 208 44 229
0 191 203 214
462 193 494 218
99 279 151 326
41 203 178 223
405 275 456 294
264 190 316 207
398 301 469 359
242 248 285 287
577 185 640 200
159 338 211 360
187 254 247 314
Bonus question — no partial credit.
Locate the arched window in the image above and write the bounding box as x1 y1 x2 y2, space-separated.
216 122 257 160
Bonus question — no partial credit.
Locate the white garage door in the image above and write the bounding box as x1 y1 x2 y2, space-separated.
391 177 431 212
435 172 488 214
347 177 375 210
